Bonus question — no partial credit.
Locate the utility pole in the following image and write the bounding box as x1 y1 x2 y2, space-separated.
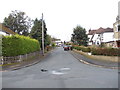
42 13 44 56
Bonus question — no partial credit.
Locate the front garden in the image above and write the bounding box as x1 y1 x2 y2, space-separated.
72 45 120 56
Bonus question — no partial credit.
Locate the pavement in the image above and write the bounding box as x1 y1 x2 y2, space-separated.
70 50 119 69
2 47 118 88
1 50 51 71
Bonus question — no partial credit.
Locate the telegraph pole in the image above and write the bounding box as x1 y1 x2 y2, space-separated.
42 13 44 56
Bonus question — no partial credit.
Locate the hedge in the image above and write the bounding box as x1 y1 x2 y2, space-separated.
2 35 40 57
91 47 120 56
73 45 120 56
73 45 91 52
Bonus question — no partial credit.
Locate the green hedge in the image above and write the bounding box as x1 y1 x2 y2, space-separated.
73 45 91 52
2 35 40 57
91 47 120 56
73 45 120 56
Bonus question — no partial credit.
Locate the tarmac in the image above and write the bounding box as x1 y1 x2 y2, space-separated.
0 48 119 71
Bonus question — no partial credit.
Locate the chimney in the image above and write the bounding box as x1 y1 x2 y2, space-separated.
89 28 91 32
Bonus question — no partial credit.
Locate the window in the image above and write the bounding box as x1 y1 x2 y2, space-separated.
97 41 99 45
118 25 120 32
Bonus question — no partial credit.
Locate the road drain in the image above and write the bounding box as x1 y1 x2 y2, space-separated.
41 69 48 72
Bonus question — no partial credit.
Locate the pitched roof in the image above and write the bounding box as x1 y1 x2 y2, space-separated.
88 30 96 35
104 28 113 32
0 23 16 35
88 27 113 35
95 27 104 34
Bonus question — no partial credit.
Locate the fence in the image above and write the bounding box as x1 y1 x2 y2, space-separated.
0 51 42 65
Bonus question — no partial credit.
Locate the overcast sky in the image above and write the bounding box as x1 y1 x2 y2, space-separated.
0 0 119 41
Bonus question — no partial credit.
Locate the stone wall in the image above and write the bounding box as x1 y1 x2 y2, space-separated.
0 51 42 65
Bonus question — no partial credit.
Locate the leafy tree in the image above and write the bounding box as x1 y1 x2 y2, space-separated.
3 10 32 36
51 37 60 42
30 18 48 48
45 35 52 46
71 25 88 46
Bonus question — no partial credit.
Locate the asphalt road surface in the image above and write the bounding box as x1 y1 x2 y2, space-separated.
2 47 118 88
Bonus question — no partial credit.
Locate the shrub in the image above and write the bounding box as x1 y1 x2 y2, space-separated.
73 45 91 52
51 43 56 47
80 46 91 52
46 45 52 51
91 47 120 56
73 45 81 50
73 44 120 56
2 35 40 57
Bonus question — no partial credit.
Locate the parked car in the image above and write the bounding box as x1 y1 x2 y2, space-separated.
68 45 73 50
63 45 73 51
63 45 69 51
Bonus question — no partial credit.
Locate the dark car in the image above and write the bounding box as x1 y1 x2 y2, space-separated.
68 45 73 50
63 45 69 51
63 45 73 51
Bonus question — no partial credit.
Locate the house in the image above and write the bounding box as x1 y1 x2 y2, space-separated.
87 29 96 45
88 27 114 47
113 16 120 48
0 23 16 36
88 15 120 48
52 38 62 46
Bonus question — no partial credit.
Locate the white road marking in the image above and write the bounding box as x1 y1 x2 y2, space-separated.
51 70 65 75
60 68 70 71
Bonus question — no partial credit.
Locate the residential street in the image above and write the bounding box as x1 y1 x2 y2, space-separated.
2 47 118 88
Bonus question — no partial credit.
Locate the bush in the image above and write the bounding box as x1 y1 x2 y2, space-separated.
80 46 91 52
91 47 120 56
73 45 120 56
51 43 56 47
2 35 40 57
46 45 52 51
73 45 81 50
73 45 91 52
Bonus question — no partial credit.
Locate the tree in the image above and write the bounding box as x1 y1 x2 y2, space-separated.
3 10 32 36
45 35 52 46
71 25 88 46
30 18 48 48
